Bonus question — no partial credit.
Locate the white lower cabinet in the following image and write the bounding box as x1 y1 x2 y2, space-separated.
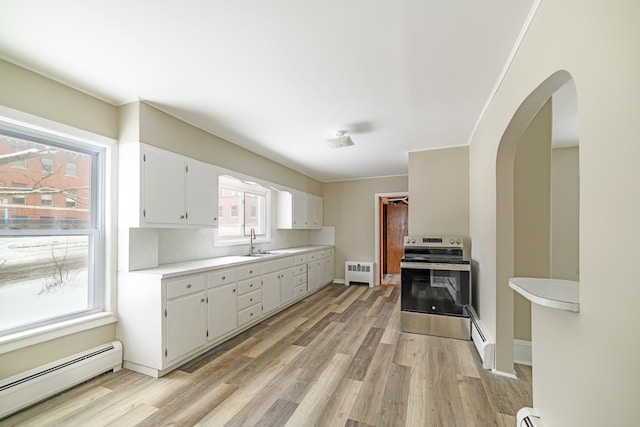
237 267 263 326
264 268 294 309
207 268 237 342
308 259 320 291
207 282 237 342
307 249 335 292
165 274 207 364
263 256 295 310
118 247 334 377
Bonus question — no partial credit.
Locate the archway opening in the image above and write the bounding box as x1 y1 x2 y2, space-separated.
495 70 579 375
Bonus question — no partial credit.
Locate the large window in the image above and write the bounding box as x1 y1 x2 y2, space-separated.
0 125 104 336
218 175 269 242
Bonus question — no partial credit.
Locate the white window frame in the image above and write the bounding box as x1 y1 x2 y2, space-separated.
0 107 117 353
215 174 271 247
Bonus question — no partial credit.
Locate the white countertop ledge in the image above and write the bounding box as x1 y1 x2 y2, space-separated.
127 245 334 278
509 277 580 313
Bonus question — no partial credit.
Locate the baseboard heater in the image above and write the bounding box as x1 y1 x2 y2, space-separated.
0 340 122 420
469 307 495 370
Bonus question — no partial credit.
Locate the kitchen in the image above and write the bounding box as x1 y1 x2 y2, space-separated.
1 1 639 426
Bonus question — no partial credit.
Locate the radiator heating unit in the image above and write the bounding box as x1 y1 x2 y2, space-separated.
0 340 122 419
345 261 374 287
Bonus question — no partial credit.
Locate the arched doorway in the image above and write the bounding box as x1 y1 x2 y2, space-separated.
494 70 579 373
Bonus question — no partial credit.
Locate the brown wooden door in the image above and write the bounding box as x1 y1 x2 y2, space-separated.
385 203 408 274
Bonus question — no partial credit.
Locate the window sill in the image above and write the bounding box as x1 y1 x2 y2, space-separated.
0 312 117 355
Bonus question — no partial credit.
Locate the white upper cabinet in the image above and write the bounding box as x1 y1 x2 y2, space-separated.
277 190 323 229
143 145 187 225
186 158 218 227
120 143 218 228
307 194 323 228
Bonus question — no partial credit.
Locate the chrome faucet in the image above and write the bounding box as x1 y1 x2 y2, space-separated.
249 227 256 255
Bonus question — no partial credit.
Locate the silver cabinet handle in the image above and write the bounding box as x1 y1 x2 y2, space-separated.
200 298 205 302
222 276 226 280
232 289 236 293
187 284 191 288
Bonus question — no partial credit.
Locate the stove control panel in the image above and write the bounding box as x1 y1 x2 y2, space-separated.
404 236 464 248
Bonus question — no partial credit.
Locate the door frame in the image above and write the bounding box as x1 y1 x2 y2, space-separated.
374 192 409 285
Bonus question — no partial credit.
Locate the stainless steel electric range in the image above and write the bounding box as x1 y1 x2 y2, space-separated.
400 236 471 340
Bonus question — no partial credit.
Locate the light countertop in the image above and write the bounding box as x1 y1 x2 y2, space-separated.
127 245 334 278
509 277 580 313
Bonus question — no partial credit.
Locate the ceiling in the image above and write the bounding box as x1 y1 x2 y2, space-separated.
0 1 537 182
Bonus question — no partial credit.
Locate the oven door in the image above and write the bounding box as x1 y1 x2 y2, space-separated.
400 262 470 316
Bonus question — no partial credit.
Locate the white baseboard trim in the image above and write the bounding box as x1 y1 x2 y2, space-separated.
333 279 346 285
514 339 532 366
491 369 518 380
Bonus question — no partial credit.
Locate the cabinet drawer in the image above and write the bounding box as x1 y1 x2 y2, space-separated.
237 263 261 281
263 256 295 274
166 274 206 299
294 284 307 297
208 268 236 287
238 289 262 311
326 248 334 256
238 303 262 326
294 264 306 275
238 277 261 295
294 254 308 265
308 252 318 261
294 274 306 287
319 251 327 259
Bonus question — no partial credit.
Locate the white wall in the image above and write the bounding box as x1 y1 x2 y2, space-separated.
0 59 118 378
551 146 579 280
469 1 640 425
513 100 552 342
408 147 470 243
322 176 408 280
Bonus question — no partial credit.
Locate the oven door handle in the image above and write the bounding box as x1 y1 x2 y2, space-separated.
401 262 470 272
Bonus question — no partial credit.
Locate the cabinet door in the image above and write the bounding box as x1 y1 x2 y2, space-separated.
293 192 306 228
315 197 323 228
262 272 280 313
166 293 206 363
207 283 237 342
304 194 315 228
187 159 218 226
143 146 186 225
319 256 329 285
327 255 335 282
279 268 295 305
308 260 319 291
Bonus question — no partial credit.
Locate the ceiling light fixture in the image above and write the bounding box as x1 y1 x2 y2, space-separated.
326 130 354 148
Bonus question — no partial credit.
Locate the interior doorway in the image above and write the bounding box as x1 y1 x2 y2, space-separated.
376 194 408 286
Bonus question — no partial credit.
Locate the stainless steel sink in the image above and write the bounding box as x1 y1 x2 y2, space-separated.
245 252 274 257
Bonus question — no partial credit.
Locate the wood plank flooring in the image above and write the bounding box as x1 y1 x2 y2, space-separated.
1 283 532 427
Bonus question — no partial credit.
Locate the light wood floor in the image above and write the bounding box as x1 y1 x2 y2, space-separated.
381 274 400 286
2 283 532 427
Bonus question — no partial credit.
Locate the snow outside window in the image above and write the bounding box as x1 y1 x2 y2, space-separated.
0 127 105 336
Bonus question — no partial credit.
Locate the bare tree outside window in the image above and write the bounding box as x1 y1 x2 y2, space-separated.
0 130 101 335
